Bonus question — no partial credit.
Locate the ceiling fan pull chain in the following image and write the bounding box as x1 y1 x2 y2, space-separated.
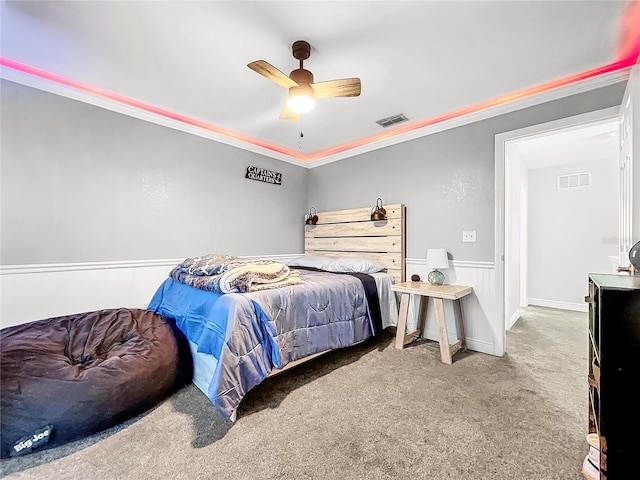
298 118 304 149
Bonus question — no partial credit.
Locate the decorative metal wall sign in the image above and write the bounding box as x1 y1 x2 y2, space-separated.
245 166 282 185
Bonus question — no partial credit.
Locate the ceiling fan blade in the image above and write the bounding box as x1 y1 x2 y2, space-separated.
279 103 300 121
248 60 299 89
311 78 361 98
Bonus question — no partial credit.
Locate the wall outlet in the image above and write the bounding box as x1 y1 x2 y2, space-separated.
463 230 476 242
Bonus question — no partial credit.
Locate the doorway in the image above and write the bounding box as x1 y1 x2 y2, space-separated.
505 118 619 329
494 106 620 354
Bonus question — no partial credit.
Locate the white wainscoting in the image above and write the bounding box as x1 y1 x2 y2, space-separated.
0 255 300 329
1 255 500 357
405 258 498 356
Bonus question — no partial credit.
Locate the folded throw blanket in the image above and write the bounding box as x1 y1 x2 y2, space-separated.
170 255 302 293
173 254 236 277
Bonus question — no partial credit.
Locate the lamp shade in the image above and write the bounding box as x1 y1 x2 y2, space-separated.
426 248 449 270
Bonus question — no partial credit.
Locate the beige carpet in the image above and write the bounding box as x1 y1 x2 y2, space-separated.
1 306 589 479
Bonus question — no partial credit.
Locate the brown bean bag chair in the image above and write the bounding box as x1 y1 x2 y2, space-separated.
0 308 192 458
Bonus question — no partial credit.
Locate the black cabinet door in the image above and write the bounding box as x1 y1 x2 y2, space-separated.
597 285 640 479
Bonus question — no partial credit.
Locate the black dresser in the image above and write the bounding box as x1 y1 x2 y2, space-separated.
586 274 640 479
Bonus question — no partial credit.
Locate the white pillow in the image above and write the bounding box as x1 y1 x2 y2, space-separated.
287 255 335 269
326 257 384 274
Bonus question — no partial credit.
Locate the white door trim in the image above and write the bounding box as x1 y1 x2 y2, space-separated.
494 106 620 355
618 65 640 266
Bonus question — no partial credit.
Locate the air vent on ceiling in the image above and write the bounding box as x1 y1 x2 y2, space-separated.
376 113 408 128
558 172 591 190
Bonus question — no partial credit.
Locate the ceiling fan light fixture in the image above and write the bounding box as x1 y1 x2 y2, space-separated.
248 40 360 119
287 85 315 113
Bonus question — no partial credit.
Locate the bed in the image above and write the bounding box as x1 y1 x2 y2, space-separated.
148 204 405 420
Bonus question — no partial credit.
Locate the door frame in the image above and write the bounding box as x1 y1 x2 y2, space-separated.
493 106 620 356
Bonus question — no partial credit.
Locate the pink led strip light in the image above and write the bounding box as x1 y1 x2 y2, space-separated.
0 57 302 159
2 1 639 163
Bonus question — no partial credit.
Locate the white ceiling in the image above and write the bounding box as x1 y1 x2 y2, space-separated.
510 119 619 170
0 1 633 165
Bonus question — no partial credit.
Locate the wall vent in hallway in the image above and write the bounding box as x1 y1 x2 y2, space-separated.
557 172 591 190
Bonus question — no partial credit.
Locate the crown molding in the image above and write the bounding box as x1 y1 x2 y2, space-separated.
0 64 310 168
306 68 630 168
1 61 630 169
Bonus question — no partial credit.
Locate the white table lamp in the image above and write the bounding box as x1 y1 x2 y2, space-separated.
426 248 449 285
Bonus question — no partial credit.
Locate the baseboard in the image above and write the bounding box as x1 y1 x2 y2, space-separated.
422 328 495 356
507 308 522 330
527 298 588 313
465 337 495 356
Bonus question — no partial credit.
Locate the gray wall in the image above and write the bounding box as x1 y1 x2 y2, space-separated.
309 82 626 262
528 158 618 305
1 80 309 265
1 80 627 266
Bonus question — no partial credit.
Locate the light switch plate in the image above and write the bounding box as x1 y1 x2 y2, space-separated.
463 230 476 242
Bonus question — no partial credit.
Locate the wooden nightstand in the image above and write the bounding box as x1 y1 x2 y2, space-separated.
391 281 473 364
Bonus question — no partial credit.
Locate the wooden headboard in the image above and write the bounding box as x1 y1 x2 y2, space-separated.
304 204 406 282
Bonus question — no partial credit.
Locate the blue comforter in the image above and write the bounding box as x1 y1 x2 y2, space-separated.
148 268 376 419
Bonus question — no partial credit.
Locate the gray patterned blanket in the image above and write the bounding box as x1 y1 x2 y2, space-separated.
170 254 301 293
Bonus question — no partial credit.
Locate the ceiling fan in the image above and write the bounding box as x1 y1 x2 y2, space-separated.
248 40 361 121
